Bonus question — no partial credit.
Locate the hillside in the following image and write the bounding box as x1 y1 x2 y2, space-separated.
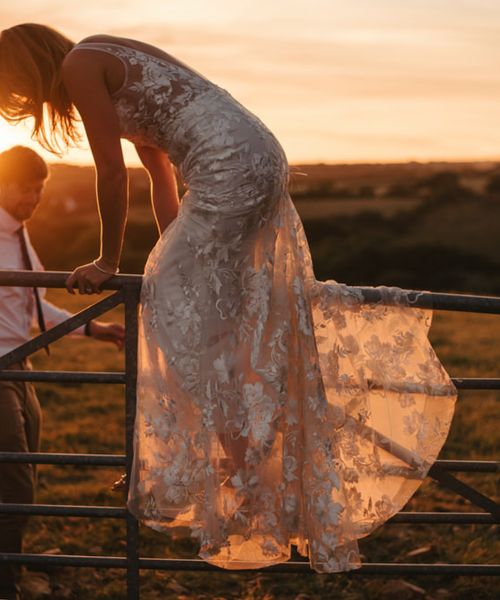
27 160 500 295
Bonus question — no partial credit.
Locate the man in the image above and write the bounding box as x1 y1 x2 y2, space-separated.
0 145 125 600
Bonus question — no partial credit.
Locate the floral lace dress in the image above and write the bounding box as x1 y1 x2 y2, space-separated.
74 41 458 573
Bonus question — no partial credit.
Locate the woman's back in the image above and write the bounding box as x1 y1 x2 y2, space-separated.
70 36 290 206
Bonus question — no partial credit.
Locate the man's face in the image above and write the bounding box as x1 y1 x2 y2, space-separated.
0 178 46 222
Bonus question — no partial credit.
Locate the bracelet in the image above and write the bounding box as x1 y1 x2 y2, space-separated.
92 259 120 275
84 320 92 337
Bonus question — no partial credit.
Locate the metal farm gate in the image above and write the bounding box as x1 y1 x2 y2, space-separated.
0 269 498 599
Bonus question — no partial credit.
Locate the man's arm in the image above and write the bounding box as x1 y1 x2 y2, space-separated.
38 297 85 335
38 297 124 349
29 234 125 348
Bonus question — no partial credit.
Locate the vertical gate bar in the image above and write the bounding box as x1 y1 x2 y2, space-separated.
124 284 141 600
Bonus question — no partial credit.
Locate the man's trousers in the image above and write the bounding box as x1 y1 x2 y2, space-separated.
0 360 42 600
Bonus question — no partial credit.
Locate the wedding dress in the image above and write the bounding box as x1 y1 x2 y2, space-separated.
73 41 458 573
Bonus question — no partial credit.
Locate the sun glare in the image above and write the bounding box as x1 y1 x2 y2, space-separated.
0 120 30 153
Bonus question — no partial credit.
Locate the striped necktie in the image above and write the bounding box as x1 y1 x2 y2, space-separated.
16 225 50 356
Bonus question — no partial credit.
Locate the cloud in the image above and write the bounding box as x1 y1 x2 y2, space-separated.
1 1 499 163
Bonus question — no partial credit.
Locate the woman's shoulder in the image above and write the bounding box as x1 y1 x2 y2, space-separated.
62 35 124 82
76 34 132 46
74 34 165 60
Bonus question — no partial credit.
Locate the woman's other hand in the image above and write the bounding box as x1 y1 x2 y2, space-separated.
65 261 116 295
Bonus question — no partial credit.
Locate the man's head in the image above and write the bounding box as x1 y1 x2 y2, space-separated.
0 145 48 222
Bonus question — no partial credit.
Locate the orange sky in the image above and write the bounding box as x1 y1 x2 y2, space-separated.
1 0 499 166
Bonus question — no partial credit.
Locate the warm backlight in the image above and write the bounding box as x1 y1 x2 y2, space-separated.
0 121 27 153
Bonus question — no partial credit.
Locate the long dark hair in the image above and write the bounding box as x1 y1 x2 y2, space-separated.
0 23 80 155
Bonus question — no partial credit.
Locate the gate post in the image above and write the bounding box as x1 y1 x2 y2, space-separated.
124 284 141 600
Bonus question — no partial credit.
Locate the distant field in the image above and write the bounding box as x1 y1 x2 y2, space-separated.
19 288 499 599
293 197 422 219
127 196 423 223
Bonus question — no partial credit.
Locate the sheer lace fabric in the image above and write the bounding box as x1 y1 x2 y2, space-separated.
73 42 458 572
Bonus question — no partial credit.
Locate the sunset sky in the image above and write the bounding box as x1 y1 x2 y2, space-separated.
0 0 499 166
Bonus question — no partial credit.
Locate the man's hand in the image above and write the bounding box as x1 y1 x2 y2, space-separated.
89 321 125 350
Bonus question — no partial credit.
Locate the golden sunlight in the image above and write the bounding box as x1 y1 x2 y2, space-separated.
0 121 27 153
1 1 499 164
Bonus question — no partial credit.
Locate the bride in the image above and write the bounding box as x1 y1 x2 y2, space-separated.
0 23 457 573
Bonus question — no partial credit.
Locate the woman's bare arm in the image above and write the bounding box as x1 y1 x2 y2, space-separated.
61 49 128 272
135 145 180 234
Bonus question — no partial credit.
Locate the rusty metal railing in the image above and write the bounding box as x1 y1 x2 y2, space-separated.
0 270 498 599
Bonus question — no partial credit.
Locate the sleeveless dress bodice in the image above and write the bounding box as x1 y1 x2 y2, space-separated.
73 41 289 212
71 40 457 574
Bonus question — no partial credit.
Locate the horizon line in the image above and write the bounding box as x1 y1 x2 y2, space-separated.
47 157 500 168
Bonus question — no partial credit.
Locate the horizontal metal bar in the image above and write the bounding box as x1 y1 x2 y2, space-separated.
453 378 500 390
356 286 500 314
1 370 497 390
435 460 499 473
388 512 498 524
0 370 126 383
0 270 141 290
0 553 498 576
0 552 127 568
0 503 496 525
0 503 126 518
1 271 499 314
0 452 125 466
0 453 496 474
0 290 124 369
139 558 500 576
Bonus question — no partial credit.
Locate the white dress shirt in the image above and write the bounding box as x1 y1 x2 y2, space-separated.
0 205 84 356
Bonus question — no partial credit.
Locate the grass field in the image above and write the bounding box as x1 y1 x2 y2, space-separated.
19 287 499 599
127 197 423 224
293 197 422 220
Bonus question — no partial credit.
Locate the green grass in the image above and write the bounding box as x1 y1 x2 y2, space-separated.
19 289 500 599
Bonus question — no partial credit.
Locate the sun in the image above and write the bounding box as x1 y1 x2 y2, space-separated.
0 119 33 152
0 118 53 161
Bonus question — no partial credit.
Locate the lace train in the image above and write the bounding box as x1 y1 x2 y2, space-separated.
127 190 457 572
